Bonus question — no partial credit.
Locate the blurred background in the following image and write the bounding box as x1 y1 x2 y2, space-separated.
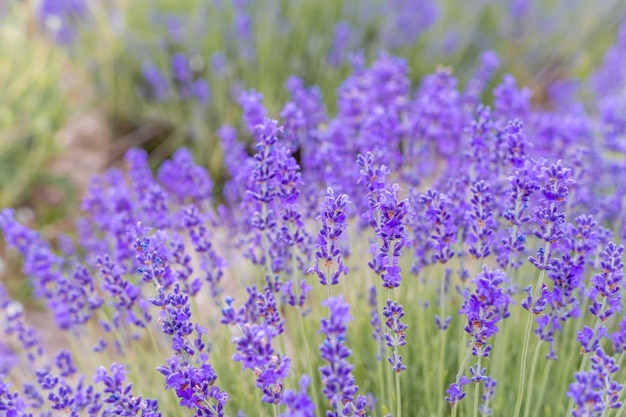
0 0 624 229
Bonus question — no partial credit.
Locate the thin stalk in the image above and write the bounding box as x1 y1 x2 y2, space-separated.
376 281 390 415
473 355 482 417
531 349 553 417
437 266 448 417
512 241 551 417
292 258 321 417
386 288 395 417
451 339 474 417
395 368 402 417
522 340 543 417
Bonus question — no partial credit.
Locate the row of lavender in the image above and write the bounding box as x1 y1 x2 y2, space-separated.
2 34 626 416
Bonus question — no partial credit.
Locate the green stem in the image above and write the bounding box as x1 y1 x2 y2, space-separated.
512 241 551 417
522 340 543 417
376 283 390 415
395 369 402 417
297 307 321 417
473 355 482 417
437 268 448 417
531 349 553 417
386 288 394 416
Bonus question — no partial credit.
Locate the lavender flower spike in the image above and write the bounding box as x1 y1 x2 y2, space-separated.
311 188 350 287
319 296 366 417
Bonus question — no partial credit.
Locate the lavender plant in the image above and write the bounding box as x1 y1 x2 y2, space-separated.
4 32 626 417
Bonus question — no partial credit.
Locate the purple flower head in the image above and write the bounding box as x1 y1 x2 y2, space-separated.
498 159 541 269
479 377 497 415
493 75 532 122
328 21 351 67
193 79 212 106
464 51 500 108
567 347 623 416
37 0 87 44
419 190 456 265
611 317 626 355
157 148 213 205
460 266 512 357
376 185 412 289
157 355 228 415
311 188 350 286
446 376 470 407
181 205 224 299
502 119 528 168
589 242 624 321
142 62 170 101
318 296 364 415
171 53 193 99
95 363 161 416
577 326 607 355
383 300 408 373
279 375 315 417
0 375 29 416
357 152 391 223
467 180 496 260
380 0 439 48
410 67 464 158
282 278 311 309
239 89 267 134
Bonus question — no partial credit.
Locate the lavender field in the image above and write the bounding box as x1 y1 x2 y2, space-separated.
2 1 626 416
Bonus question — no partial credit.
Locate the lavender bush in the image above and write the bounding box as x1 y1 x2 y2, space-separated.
4 23 626 416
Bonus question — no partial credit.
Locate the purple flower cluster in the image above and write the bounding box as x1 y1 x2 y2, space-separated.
460 267 512 357
567 347 623 416
467 180 496 260
311 188 350 286
383 301 407 374
318 296 366 416
37 0 87 44
589 242 624 321
447 267 511 408
221 285 290 405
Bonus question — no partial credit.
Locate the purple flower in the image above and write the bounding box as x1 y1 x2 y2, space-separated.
567 347 623 416
479 377 497 415
279 375 315 417
467 180 496 260
37 0 87 44
318 296 366 416
493 75 532 122
589 242 624 321
382 300 408 373
142 62 170 101
171 53 193 99
445 376 470 407
460 266 512 357
181 205 225 299
239 89 267 134
409 67 464 158
328 21 351 67
380 0 439 48
311 188 350 286
157 148 213 205
95 363 161 416
464 51 500 109
0 376 29 416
